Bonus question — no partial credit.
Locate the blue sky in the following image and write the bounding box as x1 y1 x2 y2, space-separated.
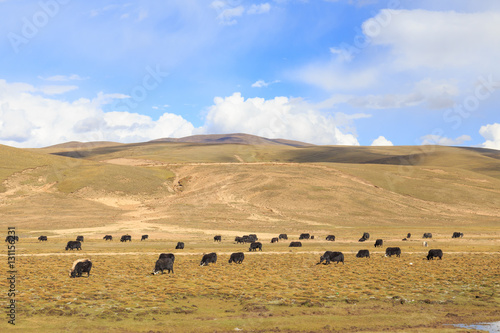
0 0 499 148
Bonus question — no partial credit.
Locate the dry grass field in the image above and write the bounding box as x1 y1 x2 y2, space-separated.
1 137 499 332
0 239 498 332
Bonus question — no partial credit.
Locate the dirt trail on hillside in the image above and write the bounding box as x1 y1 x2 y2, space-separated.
104 158 377 189
0 166 57 200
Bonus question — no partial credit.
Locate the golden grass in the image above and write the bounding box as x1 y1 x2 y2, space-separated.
0 247 498 332
0 144 175 195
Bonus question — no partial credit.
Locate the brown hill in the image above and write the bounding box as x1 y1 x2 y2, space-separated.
1 140 499 236
43 141 123 149
151 133 314 147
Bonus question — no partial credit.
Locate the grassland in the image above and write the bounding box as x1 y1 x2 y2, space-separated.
1 238 499 332
1 139 499 331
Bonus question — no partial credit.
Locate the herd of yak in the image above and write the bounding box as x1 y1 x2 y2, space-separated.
5 231 464 278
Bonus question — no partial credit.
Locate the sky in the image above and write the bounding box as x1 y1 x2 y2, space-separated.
0 0 499 149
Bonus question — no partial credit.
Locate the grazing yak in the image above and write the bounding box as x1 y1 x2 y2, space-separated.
103 235 113 241
299 233 310 240
200 252 217 266
175 242 184 249
249 242 262 251
5 235 19 242
289 241 302 247
65 241 81 251
362 232 370 240
374 239 383 247
153 257 174 274
385 247 401 257
407 233 411 239
319 251 344 265
271 237 279 243
38 236 48 242
426 249 443 260
141 235 149 241
69 259 92 278
326 235 336 241
213 235 222 242
120 235 132 242
76 235 84 242
356 250 370 258
279 234 288 240
423 233 432 239
237 235 256 243
228 252 245 264
246 235 257 242
158 253 175 263
452 232 463 238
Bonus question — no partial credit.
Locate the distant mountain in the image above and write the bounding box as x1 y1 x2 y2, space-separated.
43 141 123 149
150 133 314 147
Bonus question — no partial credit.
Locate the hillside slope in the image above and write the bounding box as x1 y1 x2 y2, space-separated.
1 141 500 235
151 133 313 147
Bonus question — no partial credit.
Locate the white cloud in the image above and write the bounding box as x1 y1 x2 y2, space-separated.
39 85 79 95
371 136 393 146
210 1 226 10
198 92 360 145
152 104 170 110
420 134 471 146
211 2 245 25
39 74 87 82
479 123 500 150
293 7 500 124
364 10 500 72
0 103 34 142
0 80 194 147
251 79 279 88
248 3 271 14
211 1 268 25
348 79 459 110
329 47 354 62
324 0 377 5
293 58 379 92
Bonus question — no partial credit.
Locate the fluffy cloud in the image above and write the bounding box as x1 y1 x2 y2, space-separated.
251 79 279 88
211 1 245 25
298 8 500 115
348 79 459 110
38 74 87 82
0 80 194 148
0 80 365 148
364 10 500 73
199 92 360 145
248 3 271 14
479 123 500 150
420 134 471 146
293 60 378 92
371 136 393 146
211 1 270 25
39 85 79 95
